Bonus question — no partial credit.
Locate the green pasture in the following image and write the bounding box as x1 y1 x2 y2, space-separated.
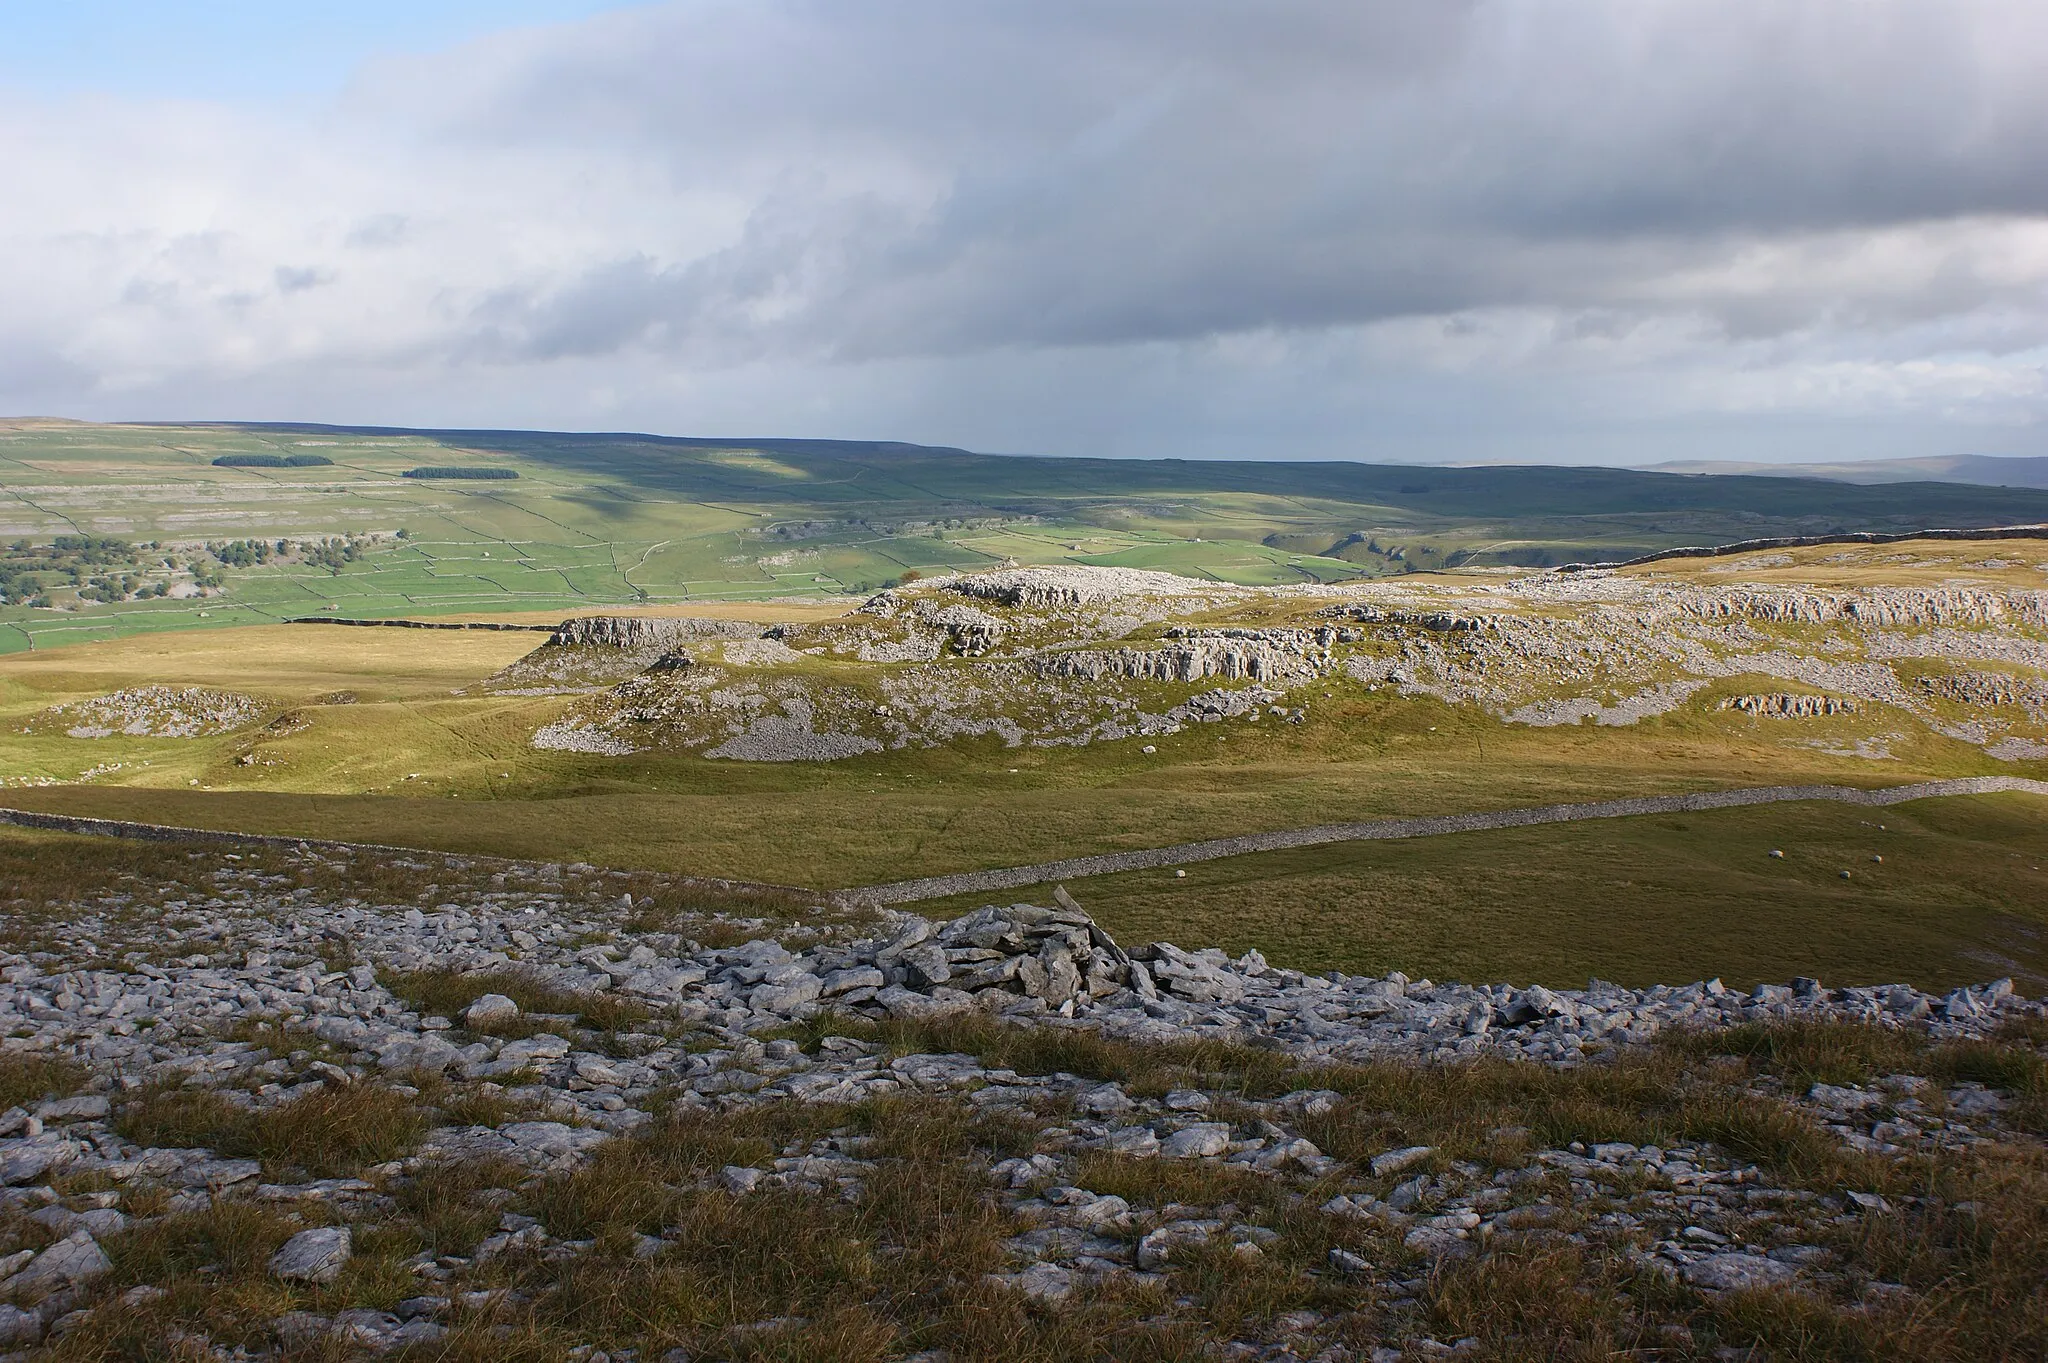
912 794 2048 994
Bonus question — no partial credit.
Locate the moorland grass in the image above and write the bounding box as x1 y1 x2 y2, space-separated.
113 1082 428 1180
4 782 2044 991
912 793 2048 991
0 1053 88 1111
39 1018 2048 1362
380 966 652 1037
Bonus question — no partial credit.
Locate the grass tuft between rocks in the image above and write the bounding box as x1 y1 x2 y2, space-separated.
0 1052 89 1112
380 966 651 1037
17 1018 2048 1361
113 1080 428 1180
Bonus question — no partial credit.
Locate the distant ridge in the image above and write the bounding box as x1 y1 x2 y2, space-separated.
1647 453 2048 491
1557 523 2048 573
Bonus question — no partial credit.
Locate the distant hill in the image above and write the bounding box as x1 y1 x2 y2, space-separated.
6 417 2048 652
1646 453 2048 491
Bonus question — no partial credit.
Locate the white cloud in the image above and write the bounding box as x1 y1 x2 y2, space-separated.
3 0 2048 461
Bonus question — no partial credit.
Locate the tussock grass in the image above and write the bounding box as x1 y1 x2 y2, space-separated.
1674 1019 1930 1089
113 1080 426 1178
34 1018 2048 1360
790 1010 1316 1102
0 1052 88 1111
380 966 651 1036
390 1156 527 1254
623 881 827 935
1424 1246 1690 1362
105 1199 302 1286
499 1098 1040 1358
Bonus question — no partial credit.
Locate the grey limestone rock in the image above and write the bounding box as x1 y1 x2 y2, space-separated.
0 1304 41 1346
821 966 884 995
1161 1123 1233 1159
1371 1146 1436 1178
1682 1253 1799 1292
1136 1219 1224 1270
0 1231 109 1300
269 1226 352 1284
748 973 824 1015
464 993 521 1028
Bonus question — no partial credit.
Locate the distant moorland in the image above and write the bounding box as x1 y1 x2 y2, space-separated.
5 417 2048 653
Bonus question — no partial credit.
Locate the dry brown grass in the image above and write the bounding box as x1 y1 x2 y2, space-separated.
29 1011 2048 1360
379 965 651 1037
0 1052 88 1111
113 1080 427 1179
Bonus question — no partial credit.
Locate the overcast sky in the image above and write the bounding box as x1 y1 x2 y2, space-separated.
4 0 2047 464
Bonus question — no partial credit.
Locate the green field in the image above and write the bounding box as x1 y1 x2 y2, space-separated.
7 417 2048 654
914 794 2048 992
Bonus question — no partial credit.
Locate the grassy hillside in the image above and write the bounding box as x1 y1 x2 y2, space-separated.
6 417 2048 653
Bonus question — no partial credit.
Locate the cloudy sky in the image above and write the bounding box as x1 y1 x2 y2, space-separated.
5 0 2048 464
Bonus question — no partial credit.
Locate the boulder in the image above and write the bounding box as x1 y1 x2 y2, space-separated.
988 1261 1073 1304
1683 1253 1799 1292
1136 1219 1223 1269
1371 1146 1435 1178
0 1139 76 1186
0 1232 109 1300
821 966 884 996
464 994 521 1028
1161 1123 1233 1159
899 944 953 988
1037 943 1083 1005
270 1226 352 1284
33 1096 109 1122
748 973 824 1014
0 1305 41 1347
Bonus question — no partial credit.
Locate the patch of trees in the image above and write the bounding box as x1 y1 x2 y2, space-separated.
300 538 363 573
212 453 335 467
205 536 367 576
0 536 157 606
79 575 168 603
207 539 274 568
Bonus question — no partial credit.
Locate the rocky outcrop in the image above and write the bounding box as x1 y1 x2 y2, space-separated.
510 565 2048 760
29 687 263 739
946 567 1234 608
1038 638 1326 684
914 601 1009 655
1682 587 2048 629
1322 605 1497 632
547 616 758 649
1919 670 2048 708
1718 693 1860 718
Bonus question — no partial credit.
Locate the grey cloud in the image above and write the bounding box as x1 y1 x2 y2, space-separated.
379 0 2048 363
344 214 409 249
274 266 331 294
7 0 2048 460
